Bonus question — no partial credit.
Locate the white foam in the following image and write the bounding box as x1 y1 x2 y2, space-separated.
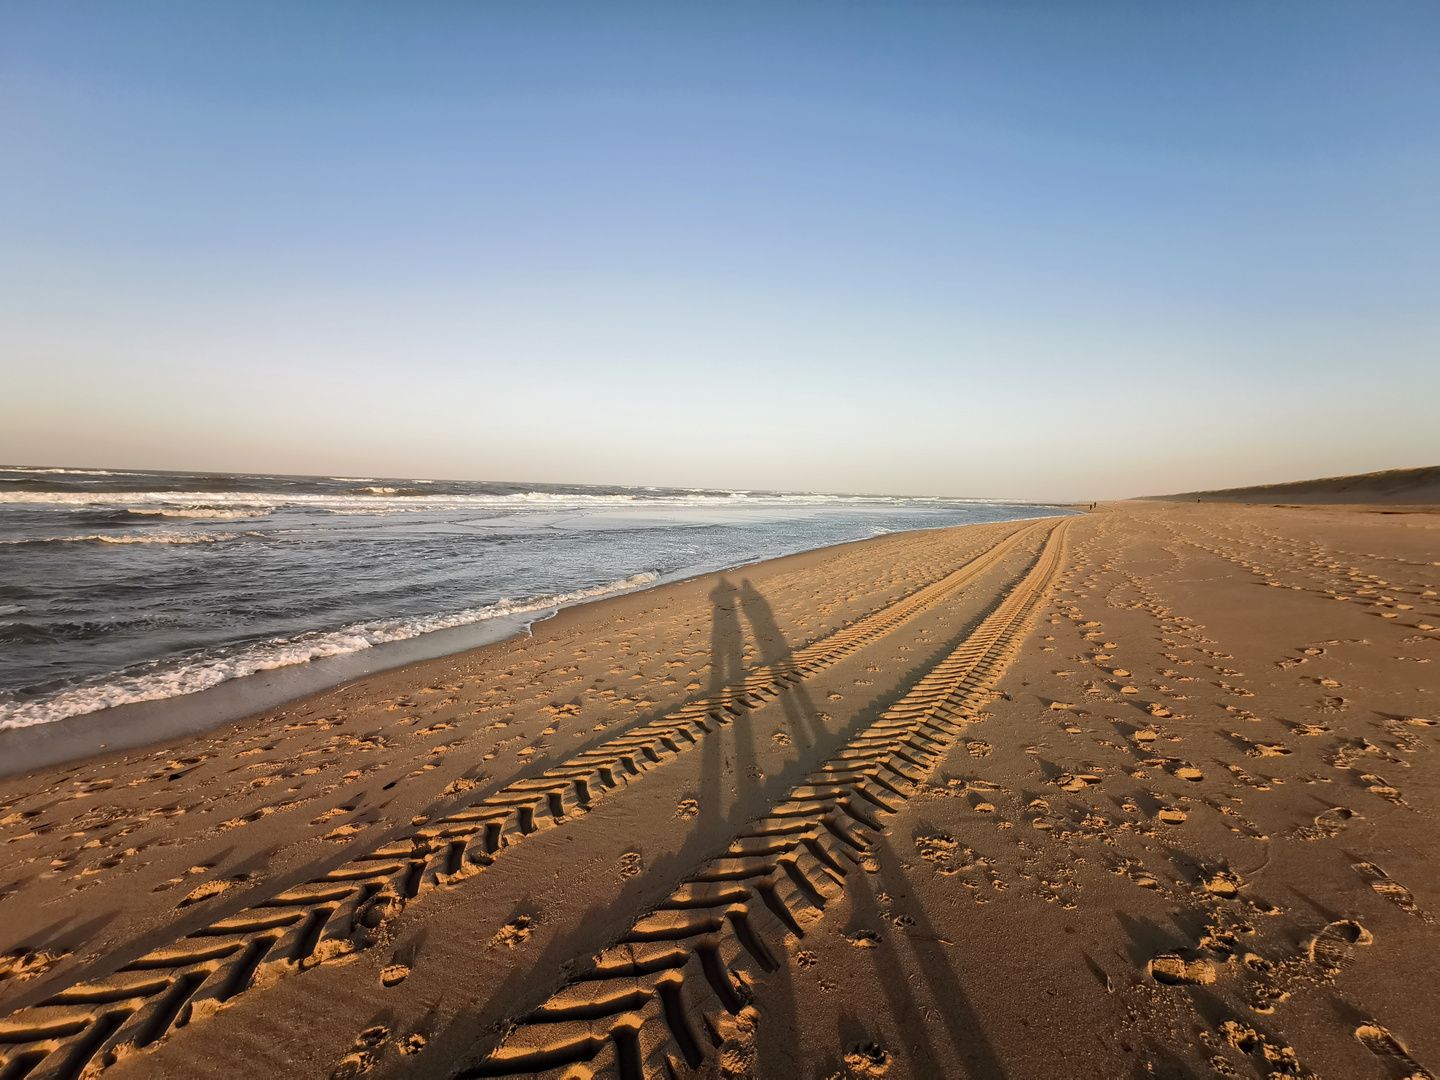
126 508 272 519
0 489 973 515
1 489 645 510
0 573 657 730
2 532 238 546
0 466 139 476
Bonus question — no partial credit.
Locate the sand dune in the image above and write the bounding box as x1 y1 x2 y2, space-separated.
1 503 1436 1079
1152 464 1440 504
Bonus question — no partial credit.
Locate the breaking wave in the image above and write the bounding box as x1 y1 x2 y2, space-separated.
2 532 239 546
0 573 657 730
126 508 271 520
0 488 994 512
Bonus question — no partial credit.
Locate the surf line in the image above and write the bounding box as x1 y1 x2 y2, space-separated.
0 522 1055 1078
466 518 1072 1078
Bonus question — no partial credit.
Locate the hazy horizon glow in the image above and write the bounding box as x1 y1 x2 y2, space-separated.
3 2 1437 501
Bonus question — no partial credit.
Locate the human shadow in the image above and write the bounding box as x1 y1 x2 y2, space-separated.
424 571 1011 1076
866 836 1010 1079
689 576 813 1062
699 577 833 833
708 577 745 693
702 578 760 835
738 579 827 748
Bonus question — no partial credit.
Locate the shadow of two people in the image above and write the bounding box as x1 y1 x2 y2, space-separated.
709 576 827 749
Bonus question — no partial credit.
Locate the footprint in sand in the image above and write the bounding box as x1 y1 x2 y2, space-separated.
1291 724 1330 736
330 1026 389 1079
1244 737 1292 758
1352 863 1432 922
380 963 408 987
491 915 537 949
843 1042 893 1077
1054 772 1101 793
0 947 68 983
1359 774 1407 806
915 834 960 862
178 879 231 907
1307 920 1373 974
1219 1022 1308 1076
1200 869 1243 898
1354 1024 1431 1078
1149 951 1217 985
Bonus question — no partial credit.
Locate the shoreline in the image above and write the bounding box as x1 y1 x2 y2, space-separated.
0 612 539 778
0 512 1066 777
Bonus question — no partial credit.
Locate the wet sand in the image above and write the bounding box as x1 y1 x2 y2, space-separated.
1 502 1436 1079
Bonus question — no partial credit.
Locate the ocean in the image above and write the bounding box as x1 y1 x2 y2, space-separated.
0 466 1063 732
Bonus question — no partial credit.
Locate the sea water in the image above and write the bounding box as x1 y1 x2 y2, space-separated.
0 467 1062 731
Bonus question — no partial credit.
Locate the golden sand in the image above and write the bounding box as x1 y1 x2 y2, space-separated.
1 502 1436 1079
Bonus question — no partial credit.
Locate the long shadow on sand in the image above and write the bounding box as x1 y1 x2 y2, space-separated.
406 573 1014 1077
860 836 1010 1079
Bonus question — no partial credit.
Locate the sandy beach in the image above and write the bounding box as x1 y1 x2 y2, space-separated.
2 501 1437 1080
8 3 1438 1076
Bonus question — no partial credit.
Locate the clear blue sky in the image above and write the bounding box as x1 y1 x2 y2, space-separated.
3 2 1437 500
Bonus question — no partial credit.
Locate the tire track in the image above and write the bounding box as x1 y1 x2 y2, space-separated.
457 518 1071 1079
0 521 1052 1080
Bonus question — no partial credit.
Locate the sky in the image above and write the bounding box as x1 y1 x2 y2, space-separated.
2 2 1437 501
